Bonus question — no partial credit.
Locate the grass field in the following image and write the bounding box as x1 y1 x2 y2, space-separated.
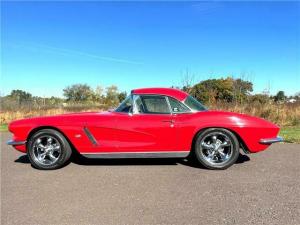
279 127 300 143
0 123 299 143
0 124 8 132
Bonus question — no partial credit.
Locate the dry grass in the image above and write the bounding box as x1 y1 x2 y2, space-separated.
0 107 101 125
212 102 300 127
1 103 299 127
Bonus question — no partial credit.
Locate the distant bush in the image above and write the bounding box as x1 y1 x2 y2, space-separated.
190 77 253 104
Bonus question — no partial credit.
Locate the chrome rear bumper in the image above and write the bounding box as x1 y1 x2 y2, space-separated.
259 136 284 144
7 140 27 146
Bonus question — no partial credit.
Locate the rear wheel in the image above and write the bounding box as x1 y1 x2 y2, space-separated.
194 128 240 169
27 129 72 170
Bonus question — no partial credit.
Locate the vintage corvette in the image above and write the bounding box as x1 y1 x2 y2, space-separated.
7 88 283 170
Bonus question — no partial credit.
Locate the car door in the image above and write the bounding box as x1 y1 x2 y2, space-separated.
83 95 133 153
114 95 178 152
167 96 195 151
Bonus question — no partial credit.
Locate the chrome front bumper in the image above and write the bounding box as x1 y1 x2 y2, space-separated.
7 140 27 146
259 136 284 144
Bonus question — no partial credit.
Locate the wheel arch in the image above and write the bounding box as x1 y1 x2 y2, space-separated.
191 127 250 154
26 126 79 153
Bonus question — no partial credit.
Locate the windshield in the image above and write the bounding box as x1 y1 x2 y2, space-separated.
115 95 132 113
115 94 207 113
184 96 207 111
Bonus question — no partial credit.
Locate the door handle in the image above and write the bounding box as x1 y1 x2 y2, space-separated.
162 120 175 127
162 120 174 123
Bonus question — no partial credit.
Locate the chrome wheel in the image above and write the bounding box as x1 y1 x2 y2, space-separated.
32 136 61 166
200 132 233 165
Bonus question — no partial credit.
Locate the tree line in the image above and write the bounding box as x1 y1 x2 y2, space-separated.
0 85 127 111
181 77 297 105
1 77 299 111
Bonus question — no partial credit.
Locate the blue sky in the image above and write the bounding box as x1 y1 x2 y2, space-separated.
1 1 300 97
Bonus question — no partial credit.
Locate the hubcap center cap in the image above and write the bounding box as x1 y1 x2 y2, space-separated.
45 147 53 154
214 141 221 150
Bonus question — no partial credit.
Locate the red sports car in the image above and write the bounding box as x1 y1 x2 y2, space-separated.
7 88 283 170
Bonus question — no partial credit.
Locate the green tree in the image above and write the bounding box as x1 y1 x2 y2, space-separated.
118 91 127 102
104 85 119 106
94 85 104 102
9 89 32 102
274 91 286 102
190 78 233 104
47 96 64 105
232 78 253 104
189 77 253 104
63 84 94 102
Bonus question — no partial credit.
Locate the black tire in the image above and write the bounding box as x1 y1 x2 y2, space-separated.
27 129 72 170
194 128 240 170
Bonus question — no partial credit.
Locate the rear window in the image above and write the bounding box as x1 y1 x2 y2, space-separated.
168 97 191 113
184 96 207 111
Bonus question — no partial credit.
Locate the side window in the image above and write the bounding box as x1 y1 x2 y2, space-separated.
133 95 146 114
140 95 170 114
168 97 191 113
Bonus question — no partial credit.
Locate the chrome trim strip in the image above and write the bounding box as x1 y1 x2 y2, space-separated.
82 151 189 159
259 136 284 144
7 140 26 146
83 127 98 146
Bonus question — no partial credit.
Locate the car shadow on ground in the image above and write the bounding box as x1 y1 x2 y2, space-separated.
14 153 250 168
179 154 250 169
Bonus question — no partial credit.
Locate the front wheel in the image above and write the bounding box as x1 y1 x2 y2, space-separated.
27 129 72 170
194 128 240 170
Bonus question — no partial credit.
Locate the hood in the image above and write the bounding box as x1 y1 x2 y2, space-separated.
8 111 114 132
